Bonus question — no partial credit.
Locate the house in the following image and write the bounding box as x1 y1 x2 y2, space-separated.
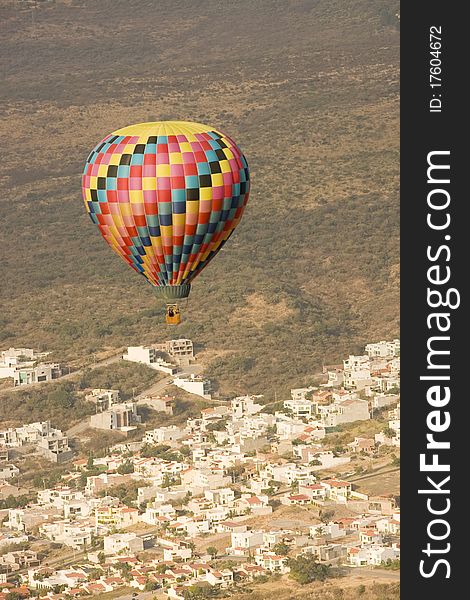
0 464 19 480
284 398 315 419
39 520 94 549
180 468 231 493
90 402 141 431
138 394 174 415
298 483 326 500
172 374 212 400
326 369 344 388
231 395 263 419
0 347 48 379
104 533 144 555
0 550 40 569
295 448 350 470
348 437 376 453
371 393 400 410
85 472 132 495
0 447 9 463
85 389 120 411
204 488 235 506
37 429 73 463
6 507 59 532
321 399 370 427
144 425 184 444
229 530 264 554
281 494 311 506
264 463 316 486
302 543 347 562
310 522 346 540
321 479 352 501
95 506 139 531
360 529 383 546
254 552 289 573
348 545 399 567
13 362 62 386
365 339 400 358
160 338 194 366
290 387 316 401
234 564 266 581
123 346 178 374
206 569 234 587
376 516 401 535
236 495 271 514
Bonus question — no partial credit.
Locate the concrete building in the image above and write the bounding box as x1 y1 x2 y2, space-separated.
365 339 400 358
144 425 184 444
0 464 19 480
138 394 174 415
37 432 73 463
290 387 316 401
321 399 370 427
284 398 315 419
172 374 212 400
162 339 194 366
85 389 120 411
230 530 264 552
231 395 263 419
123 346 178 374
13 363 62 387
90 402 140 432
0 347 49 379
39 520 93 549
103 532 144 556
0 422 71 462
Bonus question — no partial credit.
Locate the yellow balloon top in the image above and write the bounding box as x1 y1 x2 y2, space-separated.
112 121 219 137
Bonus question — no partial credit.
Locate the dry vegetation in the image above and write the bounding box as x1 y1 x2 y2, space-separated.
0 0 399 398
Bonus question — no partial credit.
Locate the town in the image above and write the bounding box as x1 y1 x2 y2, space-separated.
0 339 400 599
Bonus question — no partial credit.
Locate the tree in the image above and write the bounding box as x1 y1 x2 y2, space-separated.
288 555 332 584
206 546 218 560
273 542 290 556
115 561 132 580
319 509 335 523
184 582 218 599
117 460 134 475
162 473 172 489
87 453 94 470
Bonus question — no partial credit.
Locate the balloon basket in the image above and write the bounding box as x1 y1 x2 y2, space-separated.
166 303 181 325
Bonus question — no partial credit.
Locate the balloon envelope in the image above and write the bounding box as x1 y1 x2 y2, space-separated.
82 121 250 300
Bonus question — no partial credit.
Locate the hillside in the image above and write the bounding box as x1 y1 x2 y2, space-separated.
0 0 399 398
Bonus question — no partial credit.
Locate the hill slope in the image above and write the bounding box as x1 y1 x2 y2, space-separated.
0 0 399 397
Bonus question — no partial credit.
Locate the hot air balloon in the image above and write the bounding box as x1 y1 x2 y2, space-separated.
82 121 250 324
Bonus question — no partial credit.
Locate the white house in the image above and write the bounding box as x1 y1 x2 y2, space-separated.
123 346 178 374
231 395 263 419
172 374 212 400
103 532 144 556
365 339 400 358
13 363 62 387
144 425 184 444
229 530 264 553
0 464 19 480
284 398 315 419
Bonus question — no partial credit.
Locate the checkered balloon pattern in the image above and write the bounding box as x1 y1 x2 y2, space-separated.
82 121 250 298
